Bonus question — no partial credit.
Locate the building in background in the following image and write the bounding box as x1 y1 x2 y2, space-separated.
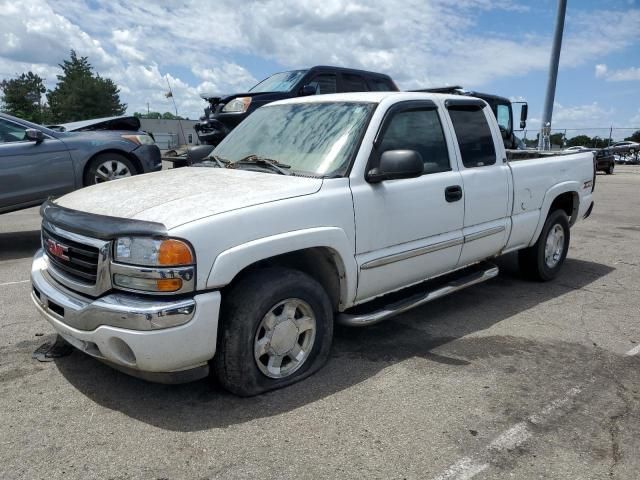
139 118 199 150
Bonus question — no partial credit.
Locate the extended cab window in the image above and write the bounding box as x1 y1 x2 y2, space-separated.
308 74 337 95
448 107 497 168
378 108 450 174
0 119 27 143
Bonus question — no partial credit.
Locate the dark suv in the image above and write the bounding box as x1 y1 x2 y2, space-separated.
194 66 398 147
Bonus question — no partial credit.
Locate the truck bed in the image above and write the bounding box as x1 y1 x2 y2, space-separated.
503 150 595 252
506 149 590 161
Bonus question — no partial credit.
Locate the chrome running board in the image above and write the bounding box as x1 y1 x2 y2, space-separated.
337 263 499 327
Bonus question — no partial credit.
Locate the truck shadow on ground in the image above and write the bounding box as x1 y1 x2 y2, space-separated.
0 230 41 262
54 254 614 432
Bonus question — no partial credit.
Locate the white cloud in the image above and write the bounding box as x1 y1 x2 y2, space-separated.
595 64 608 78
552 102 615 124
594 63 640 81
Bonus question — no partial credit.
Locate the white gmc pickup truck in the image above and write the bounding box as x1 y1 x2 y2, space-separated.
31 92 595 395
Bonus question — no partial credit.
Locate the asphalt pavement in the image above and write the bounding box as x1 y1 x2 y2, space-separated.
1 167 639 479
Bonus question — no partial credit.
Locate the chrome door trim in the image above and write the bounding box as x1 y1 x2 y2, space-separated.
463 225 505 243
360 224 506 271
360 237 464 270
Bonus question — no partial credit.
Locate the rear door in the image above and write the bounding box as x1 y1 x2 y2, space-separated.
444 99 510 267
0 118 74 211
351 100 465 302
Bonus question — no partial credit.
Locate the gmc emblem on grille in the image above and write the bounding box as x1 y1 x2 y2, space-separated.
46 239 70 261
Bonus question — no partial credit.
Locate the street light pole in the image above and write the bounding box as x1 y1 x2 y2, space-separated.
539 0 568 151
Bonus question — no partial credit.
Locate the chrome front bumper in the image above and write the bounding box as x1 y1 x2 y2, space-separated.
30 249 220 378
31 249 195 331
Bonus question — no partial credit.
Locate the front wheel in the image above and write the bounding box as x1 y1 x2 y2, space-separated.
213 267 333 396
519 209 570 281
84 153 137 186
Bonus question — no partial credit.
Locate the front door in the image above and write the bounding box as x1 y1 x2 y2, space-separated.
351 101 465 302
0 119 73 212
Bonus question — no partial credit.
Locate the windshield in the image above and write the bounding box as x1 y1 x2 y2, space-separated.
249 70 308 93
213 102 375 176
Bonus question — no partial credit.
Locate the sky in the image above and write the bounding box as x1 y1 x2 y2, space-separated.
1 0 639 139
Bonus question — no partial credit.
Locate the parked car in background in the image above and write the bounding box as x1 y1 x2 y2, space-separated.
564 146 614 174
564 146 589 152
0 112 161 214
611 141 640 164
178 66 399 165
47 115 143 133
611 140 639 153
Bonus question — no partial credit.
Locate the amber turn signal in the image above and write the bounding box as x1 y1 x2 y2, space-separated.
158 239 194 266
156 278 183 292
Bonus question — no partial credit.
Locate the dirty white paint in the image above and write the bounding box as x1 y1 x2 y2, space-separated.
432 386 582 480
54 167 322 229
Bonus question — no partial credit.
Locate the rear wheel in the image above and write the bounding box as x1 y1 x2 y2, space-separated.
519 209 570 281
606 163 614 175
213 267 333 396
84 153 137 186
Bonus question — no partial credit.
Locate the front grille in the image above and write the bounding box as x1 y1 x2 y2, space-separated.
43 228 100 285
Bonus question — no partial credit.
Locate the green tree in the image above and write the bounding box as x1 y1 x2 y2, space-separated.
0 72 46 122
161 111 183 120
566 135 591 147
133 111 162 119
624 130 640 142
550 133 565 147
47 50 126 122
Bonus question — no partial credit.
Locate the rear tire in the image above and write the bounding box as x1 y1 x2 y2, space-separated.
606 163 614 175
519 209 570 282
84 153 137 186
213 267 333 396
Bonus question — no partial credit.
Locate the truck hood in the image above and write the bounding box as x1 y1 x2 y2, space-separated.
54 167 323 229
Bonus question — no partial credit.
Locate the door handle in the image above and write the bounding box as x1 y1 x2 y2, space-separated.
445 185 463 202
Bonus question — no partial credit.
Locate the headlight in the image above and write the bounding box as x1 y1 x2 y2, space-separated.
114 237 194 266
222 97 251 113
121 134 155 145
112 237 195 294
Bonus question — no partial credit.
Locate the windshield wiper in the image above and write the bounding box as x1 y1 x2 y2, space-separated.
194 154 230 168
228 155 292 175
210 154 231 168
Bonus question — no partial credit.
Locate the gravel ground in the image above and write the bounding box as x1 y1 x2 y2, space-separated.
1 166 639 480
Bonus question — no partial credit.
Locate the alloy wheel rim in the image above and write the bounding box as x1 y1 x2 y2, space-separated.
254 298 317 379
94 160 132 183
544 224 565 268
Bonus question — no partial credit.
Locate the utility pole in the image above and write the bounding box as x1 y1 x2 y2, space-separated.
539 0 568 151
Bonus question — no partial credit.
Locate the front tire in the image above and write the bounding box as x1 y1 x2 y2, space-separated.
213 268 333 396
519 209 570 281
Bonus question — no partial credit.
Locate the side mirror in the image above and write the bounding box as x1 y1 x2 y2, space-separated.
520 104 528 129
300 84 317 96
25 129 44 143
366 150 424 183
